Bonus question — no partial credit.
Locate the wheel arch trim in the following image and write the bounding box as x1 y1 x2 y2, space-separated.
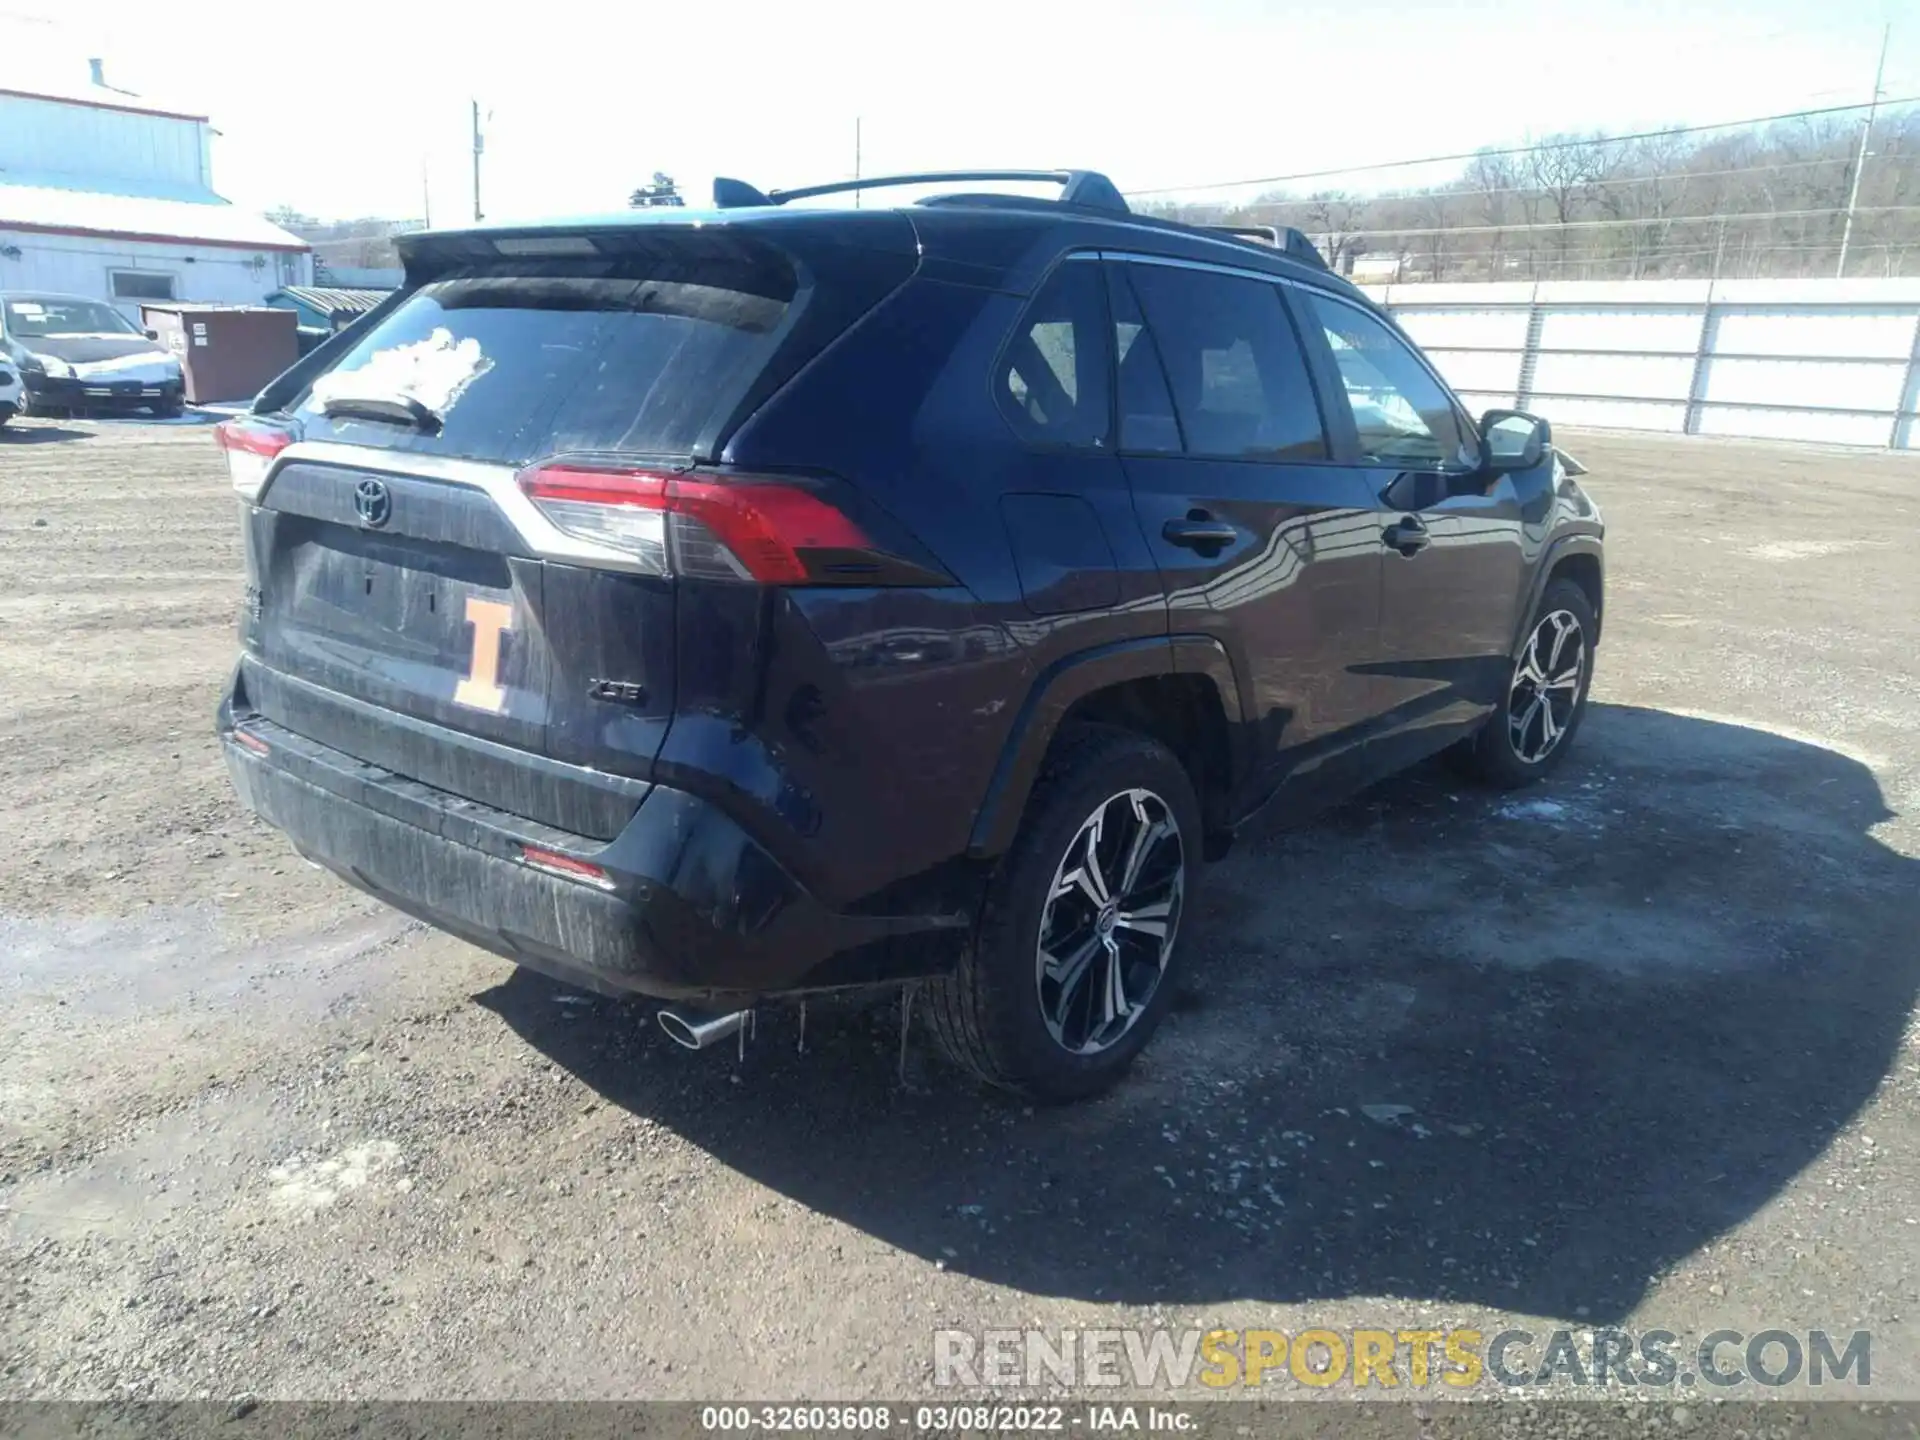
966 634 1250 860
1515 533 1605 656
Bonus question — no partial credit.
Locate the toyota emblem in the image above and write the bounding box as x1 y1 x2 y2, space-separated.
353 478 392 529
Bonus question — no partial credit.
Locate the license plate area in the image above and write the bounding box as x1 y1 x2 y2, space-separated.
259 515 548 751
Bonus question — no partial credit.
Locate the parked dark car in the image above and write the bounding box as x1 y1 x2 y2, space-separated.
215 169 1604 1100
1 292 186 418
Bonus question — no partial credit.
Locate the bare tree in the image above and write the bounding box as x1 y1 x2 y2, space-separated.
1304 191 1364 272
1524 132 1610 274
1122 104 1920 280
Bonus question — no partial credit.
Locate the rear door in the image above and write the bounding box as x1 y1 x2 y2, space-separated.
1109 259 1384 804
1294 290 1528 750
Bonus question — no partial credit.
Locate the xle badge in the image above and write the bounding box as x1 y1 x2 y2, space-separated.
454 597 514 712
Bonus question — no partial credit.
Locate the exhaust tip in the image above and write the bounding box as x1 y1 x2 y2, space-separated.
657 1005 750 1051
657 1009 702 1049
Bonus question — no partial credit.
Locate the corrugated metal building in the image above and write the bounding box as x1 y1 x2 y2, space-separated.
0 67 311 319
265 285 389 332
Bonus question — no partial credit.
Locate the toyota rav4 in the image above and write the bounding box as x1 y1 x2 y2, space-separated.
216 168 1604 1101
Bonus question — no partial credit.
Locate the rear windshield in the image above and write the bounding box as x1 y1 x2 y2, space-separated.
287 263 794 464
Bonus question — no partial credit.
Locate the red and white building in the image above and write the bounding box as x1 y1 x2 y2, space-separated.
0 64 311 319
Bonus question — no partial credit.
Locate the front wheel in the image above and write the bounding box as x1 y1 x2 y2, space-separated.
926 724 1201 1102
1458 577 1597 788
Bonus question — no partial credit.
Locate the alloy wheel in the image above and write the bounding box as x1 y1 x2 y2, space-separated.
1034 788 1184 1055
1508 608 1586 764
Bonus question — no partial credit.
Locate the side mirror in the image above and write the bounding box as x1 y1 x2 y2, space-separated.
144 328 160 341
1479 409 1550 472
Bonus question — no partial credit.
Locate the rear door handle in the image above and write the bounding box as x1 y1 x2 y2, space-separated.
1162 517 1239 550
1383 516 1430 556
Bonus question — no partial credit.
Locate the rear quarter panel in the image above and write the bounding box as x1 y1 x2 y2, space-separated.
716 266 1173 905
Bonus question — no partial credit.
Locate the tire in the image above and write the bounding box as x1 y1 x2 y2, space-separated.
153 398 186 420
1457 576 1597 788
926 723 1202 1102
0 405 12 431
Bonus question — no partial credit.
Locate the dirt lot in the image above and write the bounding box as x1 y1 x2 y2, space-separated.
3 418 1920 1409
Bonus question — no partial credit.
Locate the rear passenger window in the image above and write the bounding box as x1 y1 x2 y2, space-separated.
997 261 1112 449
1107 266 1182 455
1125 263 1327 462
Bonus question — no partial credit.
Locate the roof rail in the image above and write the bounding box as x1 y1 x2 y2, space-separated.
1204 224 1282 247
711 170 1130 215
1201 224 1331 271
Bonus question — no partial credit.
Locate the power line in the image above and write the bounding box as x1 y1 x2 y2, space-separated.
1124 94 1920 198
1283 203 1920 242
1241 154 1862 210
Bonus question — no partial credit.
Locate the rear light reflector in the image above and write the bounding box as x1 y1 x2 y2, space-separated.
520 844 616 890
233 729 271 757
214 419 294 500
517 458 874 585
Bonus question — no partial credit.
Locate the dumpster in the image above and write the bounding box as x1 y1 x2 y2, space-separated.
141 305 299 405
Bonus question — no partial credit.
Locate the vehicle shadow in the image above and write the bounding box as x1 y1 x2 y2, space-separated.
0 423 93 444
478 704 1919 1322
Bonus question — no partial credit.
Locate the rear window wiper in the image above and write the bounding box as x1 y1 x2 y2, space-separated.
317 392 444 434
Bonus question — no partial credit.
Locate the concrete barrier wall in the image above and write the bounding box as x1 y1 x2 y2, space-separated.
1361 278 1920 450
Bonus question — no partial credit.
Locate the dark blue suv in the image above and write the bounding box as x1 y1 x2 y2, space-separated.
215 169 1604 1100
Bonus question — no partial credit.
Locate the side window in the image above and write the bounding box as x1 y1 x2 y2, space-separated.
1106 266 1182 454
1125 263 1327 462
996 260 1112 449
1302 293 1476 470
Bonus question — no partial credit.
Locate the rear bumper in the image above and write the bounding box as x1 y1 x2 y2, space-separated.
217 685 963 1002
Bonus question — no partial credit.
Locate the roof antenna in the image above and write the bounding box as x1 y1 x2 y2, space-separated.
88 57 106 87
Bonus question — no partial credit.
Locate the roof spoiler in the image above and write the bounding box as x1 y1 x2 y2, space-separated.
712 169 1130 215
1201 224 1330 270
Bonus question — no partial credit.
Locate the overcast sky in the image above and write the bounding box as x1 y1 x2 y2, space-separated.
2 0 1912 222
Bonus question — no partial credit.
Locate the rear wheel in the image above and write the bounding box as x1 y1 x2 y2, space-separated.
927 724 1201 1102
1458 577 1596 788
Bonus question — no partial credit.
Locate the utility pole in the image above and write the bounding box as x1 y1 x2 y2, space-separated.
471 100 485 223
854 116 863 208
1836 23 1889 278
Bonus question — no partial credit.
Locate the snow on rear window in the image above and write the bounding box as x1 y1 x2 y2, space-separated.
291 270 790 464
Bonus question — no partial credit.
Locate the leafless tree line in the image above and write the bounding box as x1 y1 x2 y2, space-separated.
266 210 427 270
1146 106 1920 281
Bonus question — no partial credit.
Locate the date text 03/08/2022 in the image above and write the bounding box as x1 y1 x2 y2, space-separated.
699 1405 1195 1433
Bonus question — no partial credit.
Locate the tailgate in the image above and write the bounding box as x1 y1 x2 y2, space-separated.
232 218 918 819
252 460 557 752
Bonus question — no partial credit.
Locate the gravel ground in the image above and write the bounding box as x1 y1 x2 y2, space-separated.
3 417 1919 1414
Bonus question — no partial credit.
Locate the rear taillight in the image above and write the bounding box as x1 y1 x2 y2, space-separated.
214 418 293 500
517 458 878 585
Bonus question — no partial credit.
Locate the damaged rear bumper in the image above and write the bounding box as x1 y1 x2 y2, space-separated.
216 680 963 1002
